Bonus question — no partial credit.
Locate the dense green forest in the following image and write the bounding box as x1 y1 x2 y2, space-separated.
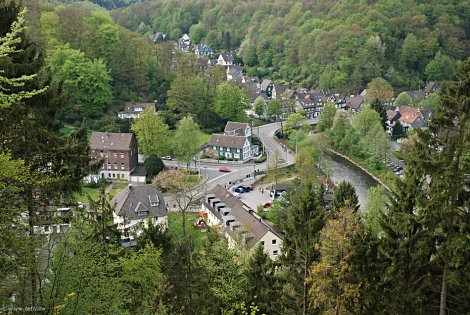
112 0 470 93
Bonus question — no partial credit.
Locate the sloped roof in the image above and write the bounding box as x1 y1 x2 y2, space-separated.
387 109 401 122
224 121 249 136
399 106 422 124
208 134 247 149
123 102 155 113
345 95 365 110
284 88 296 99
195 43 213 52
274 84 287 95
90 132 134 151
424 81 438 94
220 51 235 62
111 185 167 220
204 185 282 249
260 79 273 90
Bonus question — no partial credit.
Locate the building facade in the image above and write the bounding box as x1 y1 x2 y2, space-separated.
202 185 283 260
89 132 138 181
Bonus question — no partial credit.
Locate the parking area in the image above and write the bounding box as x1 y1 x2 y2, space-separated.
226 177 273 211
386 157 406 177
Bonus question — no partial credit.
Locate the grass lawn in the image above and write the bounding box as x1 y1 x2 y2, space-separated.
167 212 208 251
257 165 297 185
74 182 128 204
75 187 102 203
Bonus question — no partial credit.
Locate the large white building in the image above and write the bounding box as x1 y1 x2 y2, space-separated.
202 185 283 260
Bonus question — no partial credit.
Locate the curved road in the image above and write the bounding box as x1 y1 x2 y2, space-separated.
163 118 319 202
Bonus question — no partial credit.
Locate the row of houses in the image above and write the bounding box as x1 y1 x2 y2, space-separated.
223 56 439 132
203 185 283 260
386 106 435 134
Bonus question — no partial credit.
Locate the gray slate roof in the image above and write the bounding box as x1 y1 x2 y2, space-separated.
204 185 282 249
387 110 401 122
111 185 167 220
224 121 249 136
90 132 134 151
345 95 365 110
208 134 247 149
260 79 273 91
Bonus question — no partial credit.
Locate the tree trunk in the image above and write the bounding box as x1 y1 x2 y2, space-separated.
26 187 37 306
439 264 448 315
182 209 186 236
303 254 308 315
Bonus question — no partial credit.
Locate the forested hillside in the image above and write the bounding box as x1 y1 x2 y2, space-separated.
29 0 169 127
112 0 470 93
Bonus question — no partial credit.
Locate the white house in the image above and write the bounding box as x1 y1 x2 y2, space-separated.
206 122 256 162
118 102 157 119
217 51 235 66
111 184 168 237
203 185 283 260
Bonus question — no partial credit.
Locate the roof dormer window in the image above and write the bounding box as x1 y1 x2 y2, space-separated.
149 195 160 207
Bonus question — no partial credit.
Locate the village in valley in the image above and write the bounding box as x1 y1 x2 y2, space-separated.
47 31 441 258
1 1 468 314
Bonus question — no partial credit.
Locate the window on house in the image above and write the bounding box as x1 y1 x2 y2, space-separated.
273 250 278 256
272 239 277 244
213 146 216 150
114 162 118 169
108 173 111 177
121 163 125 170
120 152 124 158
113 152 117 158
112 173 115 178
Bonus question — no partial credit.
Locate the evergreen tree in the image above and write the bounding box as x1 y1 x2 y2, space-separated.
332 181 359 212
0 3 93 307
282 182 325 315
144 154 166 178
370 98 387 127
379 60 470 314
391 121 405 140
242 244 277 313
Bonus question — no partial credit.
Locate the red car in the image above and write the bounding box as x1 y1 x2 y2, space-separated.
219 167 232 173
262 201 272 208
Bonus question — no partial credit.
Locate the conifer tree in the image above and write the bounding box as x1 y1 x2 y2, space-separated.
332 181 359 212
282 182 325 315
242 244 277 314
379 58 470 313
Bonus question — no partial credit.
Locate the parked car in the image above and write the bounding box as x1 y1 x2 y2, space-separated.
262 201 272 208
234 187 246 193
161 156 172 160
235 186 250 193
237 185 251 192
219 167 232 173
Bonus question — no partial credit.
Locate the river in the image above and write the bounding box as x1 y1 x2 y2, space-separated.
323 153 380 209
